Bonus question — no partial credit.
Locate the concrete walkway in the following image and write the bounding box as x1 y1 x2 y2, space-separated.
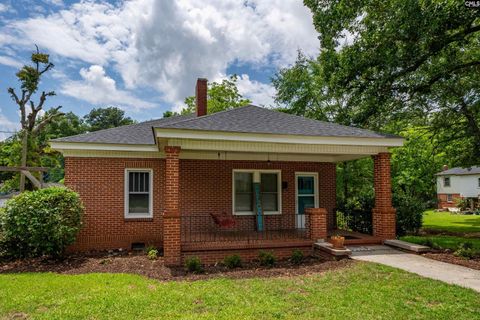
348 245 480 292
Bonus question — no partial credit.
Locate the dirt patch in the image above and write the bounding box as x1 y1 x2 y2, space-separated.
0 252 354 281
422 252 480 270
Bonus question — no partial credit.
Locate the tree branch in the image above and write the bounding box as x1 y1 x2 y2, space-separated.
32 106 63 135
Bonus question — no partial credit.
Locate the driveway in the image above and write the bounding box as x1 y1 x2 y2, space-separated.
349 245 480 292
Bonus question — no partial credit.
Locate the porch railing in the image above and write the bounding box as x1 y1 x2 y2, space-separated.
181 213 310 244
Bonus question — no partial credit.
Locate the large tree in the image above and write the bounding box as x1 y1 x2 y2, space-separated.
7 46 63 191
83 106 135 132
275 0 479 165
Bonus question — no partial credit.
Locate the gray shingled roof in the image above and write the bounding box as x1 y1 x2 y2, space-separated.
436 166 480 176
52 105 400 145
51 114 195 145
157 105 399 138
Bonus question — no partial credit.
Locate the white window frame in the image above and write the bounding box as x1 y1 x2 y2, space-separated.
124 168 153 219
478 177 480 188
295 172 319 215
232 169 282 215
444 176 450 187
446 194 453 203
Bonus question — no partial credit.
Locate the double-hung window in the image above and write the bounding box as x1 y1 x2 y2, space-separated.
233 170 281 215
444 176 450 187
125 169 153 218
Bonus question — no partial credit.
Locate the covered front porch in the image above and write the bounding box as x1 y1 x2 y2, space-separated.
158 130 401 265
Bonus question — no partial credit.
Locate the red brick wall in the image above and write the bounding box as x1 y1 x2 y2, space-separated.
437 193 462 209
64 157 337 251
372 153 396 239
182 245 313 265
180 160 337 227
64 157 165 251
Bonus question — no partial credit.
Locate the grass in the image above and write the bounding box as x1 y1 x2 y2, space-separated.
0 263 479 319
421 210 480 234
401 235 480 251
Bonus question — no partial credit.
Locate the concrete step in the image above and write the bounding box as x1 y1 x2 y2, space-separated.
314 242 352 258
384 239 430 253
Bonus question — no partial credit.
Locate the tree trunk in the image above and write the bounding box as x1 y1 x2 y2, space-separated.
459 102 480 160
19 130 28 192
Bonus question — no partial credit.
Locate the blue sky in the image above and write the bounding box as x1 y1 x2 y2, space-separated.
0 0 319 140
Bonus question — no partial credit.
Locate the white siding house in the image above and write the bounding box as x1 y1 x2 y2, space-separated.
436 166 480 208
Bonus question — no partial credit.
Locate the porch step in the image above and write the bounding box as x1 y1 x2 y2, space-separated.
384 239 430 253
314 242 351 258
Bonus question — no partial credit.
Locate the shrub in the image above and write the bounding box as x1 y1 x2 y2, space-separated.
290 249 304 265
223 254 242 269
258 250 276 267
184 256 203 273
147 249 158 260
453 242 478 259
393 192 425 236
0 187 83 258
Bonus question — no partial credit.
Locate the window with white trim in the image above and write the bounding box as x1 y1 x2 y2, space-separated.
125 169 153 218
478 177 480 188
233 170 281 215
444 176 450 187
447 194 453 203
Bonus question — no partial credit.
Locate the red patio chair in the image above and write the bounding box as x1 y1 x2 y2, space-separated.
210 212 236 228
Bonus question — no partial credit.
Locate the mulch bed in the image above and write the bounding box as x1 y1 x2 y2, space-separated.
0 251 354 281
422 252 480 270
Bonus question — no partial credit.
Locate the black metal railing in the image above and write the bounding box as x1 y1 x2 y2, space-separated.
336 209 372 235
181 213 310 244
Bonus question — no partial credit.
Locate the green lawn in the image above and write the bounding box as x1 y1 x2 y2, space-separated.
421 210 480 234
0 263 479 320
401 235 480 251
400 210 480 251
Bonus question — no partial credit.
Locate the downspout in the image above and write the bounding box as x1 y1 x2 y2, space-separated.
253 171 264 231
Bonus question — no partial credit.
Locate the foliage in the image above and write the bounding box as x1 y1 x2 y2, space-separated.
258 250 276 267
290 249 304 265
223 254 242 269
184 256 203 273
393 191 425 236
336 193 374 234
84 107 135 132
455 198 470 212
0 263 479 319
182 75 251 115
147 249 158 260
0 187 83 258
454 242 478 260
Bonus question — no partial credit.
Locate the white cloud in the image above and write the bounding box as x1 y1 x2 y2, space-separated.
1 0 318 109
0 3 14 14
60 65 156 110
0 55 22 68
236 74 276 107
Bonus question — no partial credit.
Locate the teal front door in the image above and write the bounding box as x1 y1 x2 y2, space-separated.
295 173 318 229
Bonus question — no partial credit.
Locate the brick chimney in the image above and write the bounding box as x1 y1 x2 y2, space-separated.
195 78 207 117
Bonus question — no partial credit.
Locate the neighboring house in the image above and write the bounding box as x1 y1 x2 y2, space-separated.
436 166 480 209
50 78 404 266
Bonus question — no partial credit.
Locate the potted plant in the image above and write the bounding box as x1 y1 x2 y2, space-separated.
330 234 345 249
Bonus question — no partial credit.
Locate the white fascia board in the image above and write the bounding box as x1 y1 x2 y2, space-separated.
154 128 404 147
49 141 159 152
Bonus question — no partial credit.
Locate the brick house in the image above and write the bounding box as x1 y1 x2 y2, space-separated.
50 78 404 265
